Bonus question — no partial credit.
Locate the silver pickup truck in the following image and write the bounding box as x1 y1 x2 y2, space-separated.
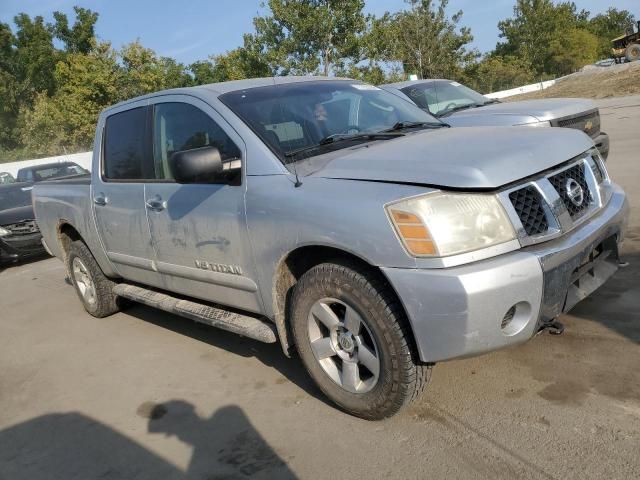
34 77 629 419
381 79 610 160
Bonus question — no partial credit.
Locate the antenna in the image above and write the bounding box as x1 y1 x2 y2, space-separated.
293 161 302 188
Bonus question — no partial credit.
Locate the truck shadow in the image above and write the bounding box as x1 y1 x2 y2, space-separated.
123 304 333 408
0 403 296 479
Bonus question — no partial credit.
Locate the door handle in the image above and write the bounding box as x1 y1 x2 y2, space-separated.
93 194 108 206
145 196 167 211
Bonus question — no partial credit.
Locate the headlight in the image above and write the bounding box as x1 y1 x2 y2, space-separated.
586 147 608 183
386 192 516 257
515 120 551 128
0 226 10 237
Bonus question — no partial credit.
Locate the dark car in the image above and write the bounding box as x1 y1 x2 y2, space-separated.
16 161 89 183
0 182 47 263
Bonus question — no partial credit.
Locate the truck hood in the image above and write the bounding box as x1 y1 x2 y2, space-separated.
307 126 593 189
0 205 35 226
449 98 597 123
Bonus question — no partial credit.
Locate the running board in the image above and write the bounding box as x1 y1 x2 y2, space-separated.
113 284 277 344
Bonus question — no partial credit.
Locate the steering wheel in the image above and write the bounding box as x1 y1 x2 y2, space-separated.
444 102 457 112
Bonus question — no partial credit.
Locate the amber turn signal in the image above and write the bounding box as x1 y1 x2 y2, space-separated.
388 208 437 257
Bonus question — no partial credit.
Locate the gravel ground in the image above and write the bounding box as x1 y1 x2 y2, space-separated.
1 96 639 480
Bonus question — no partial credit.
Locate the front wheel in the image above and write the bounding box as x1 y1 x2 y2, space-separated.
290 262 431 419
626 43 640 62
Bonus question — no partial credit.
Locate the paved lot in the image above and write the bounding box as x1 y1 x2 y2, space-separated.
1 96 639 480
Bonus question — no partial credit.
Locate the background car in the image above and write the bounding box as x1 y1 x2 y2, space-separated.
16 161 89 183
0 182 47 263
381 79 610 160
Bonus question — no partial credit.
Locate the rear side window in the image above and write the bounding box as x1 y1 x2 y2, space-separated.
103 107 148 180
17 170 33 182
152 102 241 181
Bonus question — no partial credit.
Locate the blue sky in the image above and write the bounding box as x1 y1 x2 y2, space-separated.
1 0 637 64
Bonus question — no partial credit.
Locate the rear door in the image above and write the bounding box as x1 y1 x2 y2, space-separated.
92 102 162 287
144 96 263 313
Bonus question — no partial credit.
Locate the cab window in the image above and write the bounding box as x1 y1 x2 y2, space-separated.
103 107 149 180
152 102 241 182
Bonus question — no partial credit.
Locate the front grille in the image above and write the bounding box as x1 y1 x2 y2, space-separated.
3 220 40 236
509 186 549 236
548 163 592 218
554 111 600 138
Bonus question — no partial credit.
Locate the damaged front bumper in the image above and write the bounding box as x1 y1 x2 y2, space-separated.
0 232 47 263
382 183 629 363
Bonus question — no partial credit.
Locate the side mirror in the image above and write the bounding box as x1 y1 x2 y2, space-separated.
169 146 223 183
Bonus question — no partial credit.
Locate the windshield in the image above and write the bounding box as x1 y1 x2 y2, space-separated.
219 80 441 162
20 163 89 182
400 81 492 117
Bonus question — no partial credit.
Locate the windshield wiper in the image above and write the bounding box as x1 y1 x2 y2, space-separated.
383 121 450 132
284 132 404 159
482 99 501 105
438 103 480 116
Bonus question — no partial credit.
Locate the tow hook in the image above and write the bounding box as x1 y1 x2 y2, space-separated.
618 260 629 268
540 318 565 336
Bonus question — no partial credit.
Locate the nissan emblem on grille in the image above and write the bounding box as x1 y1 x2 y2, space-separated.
565 178 584 207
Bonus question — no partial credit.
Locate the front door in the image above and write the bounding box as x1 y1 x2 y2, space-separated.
144 97 263 313
92 103 162 287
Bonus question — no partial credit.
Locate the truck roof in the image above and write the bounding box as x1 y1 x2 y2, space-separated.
17 161 80 172
102 75 350 114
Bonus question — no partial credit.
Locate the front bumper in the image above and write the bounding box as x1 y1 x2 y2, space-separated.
382 183 629 363
0 232 46 263
594 132 609 160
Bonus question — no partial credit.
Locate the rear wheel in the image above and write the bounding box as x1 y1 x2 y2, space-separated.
290 262 431 420
625 43 640 62
66 240 121 318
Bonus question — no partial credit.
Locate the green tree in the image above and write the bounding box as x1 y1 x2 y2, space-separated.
119 41 193 98
159 57 193 88
20 42 122 153
496 0 589 76
374 0 476 80
247 0 367 75
464 55 534 93
0 23 19 149
13 13 59 96
548 28 599 75
18 92 66 156
337 63 404 85
189 59 218 84
52 6 99 54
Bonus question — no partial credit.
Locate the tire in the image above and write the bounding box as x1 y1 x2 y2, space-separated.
66 240 121 318
290 262 431 420
626 43 640 62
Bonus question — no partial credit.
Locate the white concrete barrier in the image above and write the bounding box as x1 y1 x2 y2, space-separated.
485 79 557 99
0 151 92 178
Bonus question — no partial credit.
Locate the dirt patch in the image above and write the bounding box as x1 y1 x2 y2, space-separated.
537 380 590 405
506 62 640 100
